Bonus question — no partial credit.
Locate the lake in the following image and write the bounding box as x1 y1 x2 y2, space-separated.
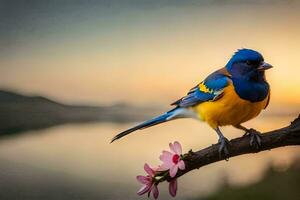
0 115 299 199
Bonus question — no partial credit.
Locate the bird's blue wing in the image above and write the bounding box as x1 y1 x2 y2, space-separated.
172 69 230 107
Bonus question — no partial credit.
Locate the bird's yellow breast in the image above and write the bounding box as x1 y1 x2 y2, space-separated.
193 82 269 129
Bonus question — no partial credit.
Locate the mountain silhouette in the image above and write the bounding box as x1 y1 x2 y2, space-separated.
0 90 159 136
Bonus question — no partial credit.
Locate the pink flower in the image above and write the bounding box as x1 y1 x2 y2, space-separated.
169 179 178 197
137 163 159 199
159 141 185 177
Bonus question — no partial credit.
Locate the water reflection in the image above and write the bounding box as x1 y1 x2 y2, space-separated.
0 115 298 199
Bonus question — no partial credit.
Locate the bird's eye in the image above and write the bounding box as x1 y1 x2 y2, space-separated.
246 60 251 65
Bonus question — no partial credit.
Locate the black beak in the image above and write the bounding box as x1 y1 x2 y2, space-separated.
257 62 273 71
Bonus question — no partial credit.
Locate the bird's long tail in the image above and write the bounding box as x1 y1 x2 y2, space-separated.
110 107 190 143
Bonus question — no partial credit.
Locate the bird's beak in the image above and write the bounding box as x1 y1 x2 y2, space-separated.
257 62 273 71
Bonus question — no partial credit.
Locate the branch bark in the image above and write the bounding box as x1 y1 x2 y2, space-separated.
163 114 300 182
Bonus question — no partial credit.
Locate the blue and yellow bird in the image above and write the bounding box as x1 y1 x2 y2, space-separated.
111 49 272 157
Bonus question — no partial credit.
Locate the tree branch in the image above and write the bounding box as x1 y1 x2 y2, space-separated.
163 114 300 182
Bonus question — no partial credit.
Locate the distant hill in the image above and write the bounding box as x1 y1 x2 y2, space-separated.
0 90 161 136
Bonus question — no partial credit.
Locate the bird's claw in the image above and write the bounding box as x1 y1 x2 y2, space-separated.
243 128 262 149
218 137 230 161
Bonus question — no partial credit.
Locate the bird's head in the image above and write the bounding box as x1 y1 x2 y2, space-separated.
226 49 273 80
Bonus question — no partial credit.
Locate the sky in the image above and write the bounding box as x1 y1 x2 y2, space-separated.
1 0 300 106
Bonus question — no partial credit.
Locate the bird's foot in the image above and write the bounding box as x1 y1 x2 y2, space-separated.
243 128 262 149
218 136 230 161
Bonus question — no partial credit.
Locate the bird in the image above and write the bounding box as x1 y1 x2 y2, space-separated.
111 48 272 158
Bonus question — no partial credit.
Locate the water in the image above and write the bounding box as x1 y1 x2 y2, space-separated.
0 115 298 199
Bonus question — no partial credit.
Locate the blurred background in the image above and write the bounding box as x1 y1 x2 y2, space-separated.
0 0 300 199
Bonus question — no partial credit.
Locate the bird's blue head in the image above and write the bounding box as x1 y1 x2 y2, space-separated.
226 49 273 80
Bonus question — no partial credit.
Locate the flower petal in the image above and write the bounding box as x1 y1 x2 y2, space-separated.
136 175 149 184
137 184 151 195
151 166 160 171
152 185 159 199
160 163 172 171
144 163 155 176
173 141 182 154
157 164 168 171
178 160 185 170
169 165 178 178
169 143 176 153
160 150 173 161
169 179 178 197
161 159 174 167
160 151 174 170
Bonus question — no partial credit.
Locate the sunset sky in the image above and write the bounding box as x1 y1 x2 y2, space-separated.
1 0 300 106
